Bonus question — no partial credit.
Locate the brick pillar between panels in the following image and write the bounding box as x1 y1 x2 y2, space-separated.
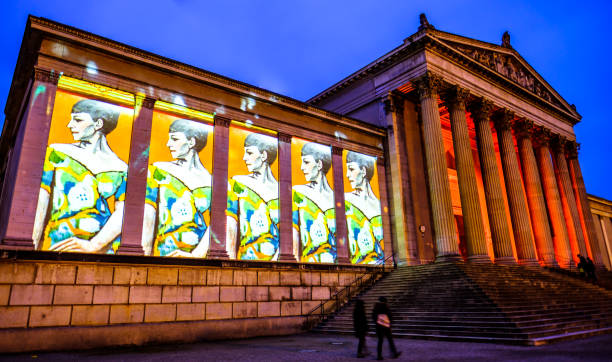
493 111 538 265
332 146 350 264
534 128 573 268
277 133 296 262
1 68 59 249
515 120 557 267
117 97 155 255
567 143 603 266
444 87 489 263
413 72 460 262
376 156 394 265
207 116 230 259
470 99 515 265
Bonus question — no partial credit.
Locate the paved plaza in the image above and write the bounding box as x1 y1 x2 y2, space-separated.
2 332 611 361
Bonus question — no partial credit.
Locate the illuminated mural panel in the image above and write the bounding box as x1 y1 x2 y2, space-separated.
32 77 135 254
142 102 214 257
226 124 279 260
291 137 336 263
343 150 384 264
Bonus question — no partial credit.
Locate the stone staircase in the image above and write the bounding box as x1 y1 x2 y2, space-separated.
312 262 612 345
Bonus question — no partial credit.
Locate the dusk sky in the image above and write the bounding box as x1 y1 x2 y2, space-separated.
1 1 610 199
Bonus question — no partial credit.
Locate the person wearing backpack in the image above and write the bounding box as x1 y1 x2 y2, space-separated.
372 296 401 360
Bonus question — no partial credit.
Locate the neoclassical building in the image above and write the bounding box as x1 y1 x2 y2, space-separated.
0 14 610 352
310 15 611 270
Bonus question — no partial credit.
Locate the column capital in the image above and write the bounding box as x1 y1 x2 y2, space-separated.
532 126 552 148
441 85 470 111
277 132 292 143
33 68 60 85
214 115 232 127
550 134 568 153
566 141 579 159
513 118 534 139
331 146 343 156
467 98 494 123
492 109 515 132
413 71 443 100
383 93 404 114
376 155 385 166
137 96 157 109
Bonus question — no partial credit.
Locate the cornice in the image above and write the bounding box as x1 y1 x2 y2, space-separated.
27 16 384 139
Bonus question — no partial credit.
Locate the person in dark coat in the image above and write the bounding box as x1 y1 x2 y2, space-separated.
371 296 401 360
577 254 587 277
586 257 597 281
353 299 369 358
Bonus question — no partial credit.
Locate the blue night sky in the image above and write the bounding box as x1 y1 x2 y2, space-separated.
1 1 611 199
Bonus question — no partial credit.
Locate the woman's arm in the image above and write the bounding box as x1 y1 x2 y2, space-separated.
141 203 156 256
32 189 50 249
50 201 125 253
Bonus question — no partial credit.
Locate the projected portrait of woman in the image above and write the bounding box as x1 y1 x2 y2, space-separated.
344 151 384 264
292 142 336 263
142 119 212 257
226 132 279 261
32 99 128 254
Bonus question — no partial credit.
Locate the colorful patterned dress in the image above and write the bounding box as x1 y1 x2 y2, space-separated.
227 175 279 261
345 192 384 264
292 185 336 263
39 145 127 254
145 163 212 256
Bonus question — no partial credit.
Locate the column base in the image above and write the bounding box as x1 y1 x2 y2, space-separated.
435 254 462 263
207 249 229 259
116 244 144 256
494 256 517 265
517 258 540 267
467 255 492 263
542 259 559 268
337 256 351 264
0 238 35 250
278 253 297 262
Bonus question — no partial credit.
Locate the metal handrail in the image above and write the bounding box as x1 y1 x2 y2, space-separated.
305 254 395 322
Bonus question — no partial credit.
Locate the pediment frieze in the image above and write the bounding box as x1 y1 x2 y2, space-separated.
437 39 566 110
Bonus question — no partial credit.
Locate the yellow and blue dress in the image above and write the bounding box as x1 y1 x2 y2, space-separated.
227 175 279 261
145 163 211 256
292 185 336 263
40 144 127 254
345 192 384 264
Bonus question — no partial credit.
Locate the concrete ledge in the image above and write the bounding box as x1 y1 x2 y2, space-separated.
0 316 308 353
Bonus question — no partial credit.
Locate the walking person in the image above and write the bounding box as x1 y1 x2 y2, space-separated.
372 296 401 360
353 299 370 358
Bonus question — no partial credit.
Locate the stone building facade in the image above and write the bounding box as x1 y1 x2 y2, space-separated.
0 14 610 352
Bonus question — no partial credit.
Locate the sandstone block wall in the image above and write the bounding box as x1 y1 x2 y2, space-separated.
0 259 376 352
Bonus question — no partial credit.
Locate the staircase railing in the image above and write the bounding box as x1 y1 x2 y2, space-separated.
304 254 394 328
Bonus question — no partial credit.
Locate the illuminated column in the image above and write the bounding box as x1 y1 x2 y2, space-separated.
443 86 489 263
567 142 604 266
332 146 350 264
207 115 230 259
413 72 460 261
382 94 414 265
117 96 156 255
376 156 395 265
551 136 588 259
515 120 557 266
534 127 573 268
1 68 59 249
492 110 538 265
277 133 296 262
470 99 515 264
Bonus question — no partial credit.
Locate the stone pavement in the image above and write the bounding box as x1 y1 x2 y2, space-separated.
2 332 612 361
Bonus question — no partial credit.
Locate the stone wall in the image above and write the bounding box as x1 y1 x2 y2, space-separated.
0 259 375 353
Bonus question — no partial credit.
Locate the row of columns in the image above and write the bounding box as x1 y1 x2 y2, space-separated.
1 69 394 265
414 71 602 267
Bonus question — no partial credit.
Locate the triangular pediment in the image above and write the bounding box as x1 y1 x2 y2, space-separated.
432 32 580 120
